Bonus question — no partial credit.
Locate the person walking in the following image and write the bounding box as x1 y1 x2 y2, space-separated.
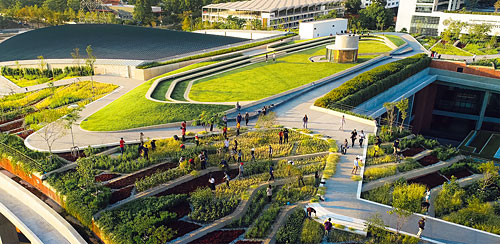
272 52 276 62
223 171 231 189
393 139 400 155
265 53 268 62
417 217 426 238
139 132 144 145
302 114 308 128
324 218 333 236
143 145 149 160
209 174 216 191
351 129 357 147
237 149 242 163
220 159 229 171
283 128 289 143
181 127 186 141
269 145 273 159
425 188 431 203
359 130 365 147
229 147 237 162
224 137 230 152
374 136 382 157
199 152 207 170
119 138 125 155
245 112 249 126
236 122 241 136
266 185 272 202
268 164 275 181
251 148 256 161
237 113 242 124
151 139 156 152
352 156 359 174
339 115 346 130
234 139 238 150
238 162 244 178
223 126 228 138
223 115 228 126
341 139 349 155
278 130 284 144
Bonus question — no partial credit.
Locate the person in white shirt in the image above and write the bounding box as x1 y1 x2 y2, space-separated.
352 156 360 174
359 130 366 147
224 138 230 152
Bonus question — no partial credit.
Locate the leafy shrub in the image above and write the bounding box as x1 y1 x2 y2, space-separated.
396 158 422 173
276 208 306 244
136 167 188 192
245 203 281 238
189 187 239 223
432 145 459 161
327 228 366 243
439 159 481 175
314 54 431 109
368 155 395 166
300 218 323 244
443 197 500 234
392 183 426 213
230 188 267 227
435 177 465 217
296 138 330 154
96 194 187 244
275 184 317 204
362 183 392 205
364 165 397 181
323 153 339 179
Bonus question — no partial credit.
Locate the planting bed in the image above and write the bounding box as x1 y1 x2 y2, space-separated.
56 151 85 162
0 120 23 132
109 185 134 205
188 229 245 244
402 147 425 157
167 220 202 240
418 155 440 166
235 241 262 244
443 168 472 180
407 172 447 189
105 162 176 189
17 130 33 139
95 173 120 182
155 168 239 196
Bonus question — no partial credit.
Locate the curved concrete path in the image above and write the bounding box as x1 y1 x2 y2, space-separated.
0 172 86 244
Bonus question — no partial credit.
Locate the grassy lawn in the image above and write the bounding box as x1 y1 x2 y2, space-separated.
358 40 392 53
189 46 377 102
151 61 217 101
431 43 473 56
80 65 232 131
481 134 500 158
463 43 499 55
385 35 406 47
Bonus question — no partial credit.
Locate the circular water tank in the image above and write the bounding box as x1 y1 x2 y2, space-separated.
334 35 359 50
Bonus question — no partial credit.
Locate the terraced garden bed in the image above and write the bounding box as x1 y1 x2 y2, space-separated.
407 172 447 189
188 229 245 244
418 155 440 166
402 147 425 157
235 241 262 244
109 185 134 205
95 173 120 182
105 162 177 189
443 168 472 180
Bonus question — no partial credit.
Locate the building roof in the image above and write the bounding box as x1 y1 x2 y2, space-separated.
300 18 347 24
204 0 338 12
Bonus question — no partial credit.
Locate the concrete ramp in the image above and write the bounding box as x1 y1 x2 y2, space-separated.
0 173 86 244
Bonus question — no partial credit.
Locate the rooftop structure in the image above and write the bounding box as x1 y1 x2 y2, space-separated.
361 0 399 9
396 0 500 35
202 0 343 29
299 18 348 39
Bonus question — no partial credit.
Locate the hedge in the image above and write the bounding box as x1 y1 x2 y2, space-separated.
276 208 306 244
1 66 93 80
314 53 431 110
137 34 296 69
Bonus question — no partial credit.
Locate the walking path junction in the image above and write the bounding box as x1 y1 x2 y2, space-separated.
18 33 500 243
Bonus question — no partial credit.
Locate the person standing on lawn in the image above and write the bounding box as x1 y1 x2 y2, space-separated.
266 185 272 202
234 139 238 150
359 130 365 147
268 164 275 181
251 148 256 161
324 218 333 236
119 138 125 155
143 145 149 160
339 115 346 130
283 128 289 143
229 147 237 162
374 136 382 157
245 112 250 126
181 127 186 141
223 171 231 189
351 129 357 147
199 152 207 170
151 139 156 152
265 53 268 62
223 126 228 138
269 145 273 158
209 174 216 191
417 217 426 238
279 130 284 144
303 114 308 128
272 52 276 62
237 149 242 163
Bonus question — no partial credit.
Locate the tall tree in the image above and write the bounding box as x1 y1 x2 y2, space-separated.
344 0 361 15
395 98 409 133
358 2 393 30
85 45 96 100
134 0 154 26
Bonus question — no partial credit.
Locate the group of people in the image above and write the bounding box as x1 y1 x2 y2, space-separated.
340 129 366 155
119 133 157 160
278 128 290 144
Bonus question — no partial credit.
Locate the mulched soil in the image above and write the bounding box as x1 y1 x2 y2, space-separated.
0 116 22 125
155 168 239 197
105 162 177 189
235 241 262 244
95 173 120 182
17 130 33 139
418 155 440 166
8 127 25 134
168 201 191 219
402 147 425 157
407 172 447 189
0 119 23 132
166 220 201 240
444 168 472 180
109 185 134 205
55 151 86 162
187 229 245 244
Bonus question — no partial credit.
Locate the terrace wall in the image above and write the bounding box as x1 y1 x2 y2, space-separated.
411 83 437 134
430 60 500 79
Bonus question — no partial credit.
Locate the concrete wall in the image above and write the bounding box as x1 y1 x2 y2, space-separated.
430 60 500 79
0 213 19 244
299 19 348 39
193 29 284 40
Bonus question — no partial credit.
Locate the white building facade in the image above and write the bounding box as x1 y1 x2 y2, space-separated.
396 0 500 36
362 0 399 8
202 0 344 29
299 18 348 39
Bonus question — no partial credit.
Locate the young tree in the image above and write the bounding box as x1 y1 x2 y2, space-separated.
71 47 80 66
134 0 154 26
344 0 362 15
383 102 396 134
442 19 466 42
395 98 409 133
390 183 426 233
36 112 67 154
62 108 82 148
487 35 498 49
85 45 96 100
479 161 499 190
495 0 500 13
468 23 492 43
181 11 192 31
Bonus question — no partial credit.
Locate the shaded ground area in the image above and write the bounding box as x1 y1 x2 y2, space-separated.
0 24 246 61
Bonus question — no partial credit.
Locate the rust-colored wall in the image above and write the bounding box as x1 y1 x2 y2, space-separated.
430 60 500 79
91 221 113 244
0 158 62 205
411 83 437 134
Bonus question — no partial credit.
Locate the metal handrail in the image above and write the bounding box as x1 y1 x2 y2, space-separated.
0 141 43 170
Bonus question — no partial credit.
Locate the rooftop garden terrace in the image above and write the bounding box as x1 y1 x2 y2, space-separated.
1 65 94 87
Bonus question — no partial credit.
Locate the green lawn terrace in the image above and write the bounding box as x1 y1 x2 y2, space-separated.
361 127 500 236
459 130 500 161
188 41 387 102
21 127 337 243
0 80 118 139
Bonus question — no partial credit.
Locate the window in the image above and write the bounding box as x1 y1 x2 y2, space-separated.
415 5 433 13
457 67 464 73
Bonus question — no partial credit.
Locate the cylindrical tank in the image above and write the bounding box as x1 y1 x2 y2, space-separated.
326 34 359 63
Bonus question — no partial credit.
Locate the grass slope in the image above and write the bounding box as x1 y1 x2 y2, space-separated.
80 65 232 131
189 46 377 102
431 43 473 56
385 35 406 47
358 40 392 53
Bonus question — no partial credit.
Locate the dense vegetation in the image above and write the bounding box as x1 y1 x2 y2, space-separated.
1 65 93 87
275 208 306 244
314 54 431 112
